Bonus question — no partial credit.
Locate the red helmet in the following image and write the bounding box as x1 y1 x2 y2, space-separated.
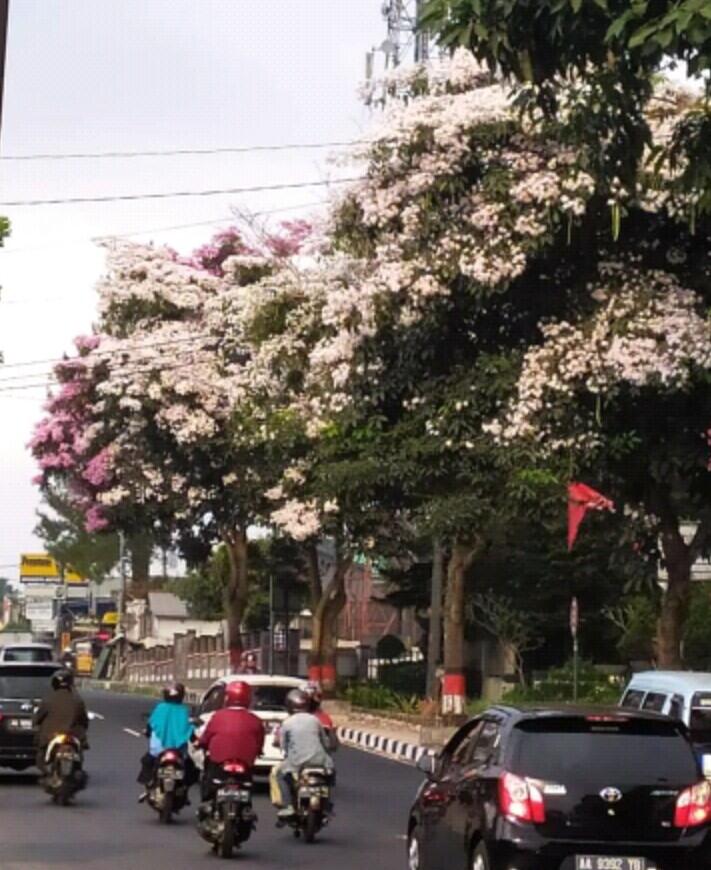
224 680 252 708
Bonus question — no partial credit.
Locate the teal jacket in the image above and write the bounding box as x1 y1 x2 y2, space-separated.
148 701 193 754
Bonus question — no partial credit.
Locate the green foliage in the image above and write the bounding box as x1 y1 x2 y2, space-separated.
35 485 119 582
505 660 622 704
378 660 427 696
605 594 657 663
683 585 711 670
342 681 421 714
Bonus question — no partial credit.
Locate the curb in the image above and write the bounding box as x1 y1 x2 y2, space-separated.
336 725 433 765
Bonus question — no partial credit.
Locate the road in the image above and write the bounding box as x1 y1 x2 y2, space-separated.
0 690 421 870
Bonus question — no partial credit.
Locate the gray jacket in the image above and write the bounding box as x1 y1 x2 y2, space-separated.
279 712 334 774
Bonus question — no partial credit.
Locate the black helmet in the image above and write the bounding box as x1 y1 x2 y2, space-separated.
303 680 323 711
286 688 309 714
163 682 185 703
52 669 74 690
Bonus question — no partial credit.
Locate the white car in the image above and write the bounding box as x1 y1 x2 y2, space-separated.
0 643 55 663
189 674 308 774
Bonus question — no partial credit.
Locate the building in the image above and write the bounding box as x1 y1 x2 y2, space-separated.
126 592 223 645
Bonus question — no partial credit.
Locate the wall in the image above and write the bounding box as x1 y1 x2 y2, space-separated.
150 615 223 642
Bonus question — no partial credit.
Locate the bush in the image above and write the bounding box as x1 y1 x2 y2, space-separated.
505 661 621 705
683 586 711 670
378 660 426 696
342 681 420 714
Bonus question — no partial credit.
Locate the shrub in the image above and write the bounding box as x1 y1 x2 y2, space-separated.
505 661 621 705
376 634 407 660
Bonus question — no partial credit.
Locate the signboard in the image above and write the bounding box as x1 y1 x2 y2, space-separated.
25 599 54 622
19 553 86 585
101 611 119 626
570 597 579 639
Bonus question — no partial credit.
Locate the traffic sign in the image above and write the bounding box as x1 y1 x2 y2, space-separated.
570 597 579 638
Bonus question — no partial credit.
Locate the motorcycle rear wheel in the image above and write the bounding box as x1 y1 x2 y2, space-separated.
219 808 234 859
304 809 320 844
159 791 174 824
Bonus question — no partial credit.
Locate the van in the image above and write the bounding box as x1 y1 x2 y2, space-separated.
620 671 711 772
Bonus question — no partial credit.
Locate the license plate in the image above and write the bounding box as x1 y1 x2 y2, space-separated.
576 858 648 870
160 769 184 779
217 787 249 801
8 718 32 730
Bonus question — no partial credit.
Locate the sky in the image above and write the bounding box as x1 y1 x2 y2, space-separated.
0 0 385 582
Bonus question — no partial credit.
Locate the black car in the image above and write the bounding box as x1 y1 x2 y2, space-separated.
407 705 711 870
0 662 60 771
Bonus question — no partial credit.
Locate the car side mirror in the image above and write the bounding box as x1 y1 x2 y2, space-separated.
416 752 438 779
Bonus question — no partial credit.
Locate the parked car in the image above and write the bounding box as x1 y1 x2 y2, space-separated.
0 643 55 663
0 662 61 771
407 704 711 870
620 672 711 775
189 674 308 774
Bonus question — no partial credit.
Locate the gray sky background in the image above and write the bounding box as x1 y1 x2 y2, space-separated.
0 0 384 581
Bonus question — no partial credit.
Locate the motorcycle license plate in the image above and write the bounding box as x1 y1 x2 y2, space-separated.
217 787 249 801
575 858 649 870
160 769 184 780
8 718 32 731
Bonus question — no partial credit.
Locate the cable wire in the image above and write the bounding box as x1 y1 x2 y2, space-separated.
0 177 361 208
0 140 359 161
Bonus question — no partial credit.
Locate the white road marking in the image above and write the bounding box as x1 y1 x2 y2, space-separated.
88 711 105 721
123 727 142 737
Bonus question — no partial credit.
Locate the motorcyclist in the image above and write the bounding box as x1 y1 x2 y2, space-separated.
238 652 260 675
137 682 196 802
271 688 335 820
303 681 339 752
33 668 89 778
197 680 265 805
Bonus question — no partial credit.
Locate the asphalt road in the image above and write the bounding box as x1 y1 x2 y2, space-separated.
0 690 421 870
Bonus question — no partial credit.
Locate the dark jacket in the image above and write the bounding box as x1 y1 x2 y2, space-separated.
34 688 89 746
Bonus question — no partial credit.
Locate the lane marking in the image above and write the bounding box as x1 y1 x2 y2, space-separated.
90 712 105 720
123 727 142 737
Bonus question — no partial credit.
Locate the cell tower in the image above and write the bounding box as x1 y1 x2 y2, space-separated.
366 0 431 79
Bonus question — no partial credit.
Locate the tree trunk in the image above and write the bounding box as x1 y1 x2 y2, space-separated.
442 540 476 716
223 528 249 671
129 532 152 596
307 541 351 695
425 538 444 699
657 524 692 670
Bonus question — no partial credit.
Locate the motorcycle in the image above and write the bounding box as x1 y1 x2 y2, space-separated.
148 748 189 823
197 760 256 859
43 733 87 805
286 766 333 843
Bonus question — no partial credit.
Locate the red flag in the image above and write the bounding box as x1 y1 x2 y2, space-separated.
567 482 614 551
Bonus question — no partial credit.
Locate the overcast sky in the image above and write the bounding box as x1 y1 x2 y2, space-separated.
0 0 384 581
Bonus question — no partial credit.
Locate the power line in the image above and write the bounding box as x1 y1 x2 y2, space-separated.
0 139 359 162
0 177 362 208
0 198 329 258
0 331 212 375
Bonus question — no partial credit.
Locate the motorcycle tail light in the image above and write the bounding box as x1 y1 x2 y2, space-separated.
223 761 247 774
161 750 180 763
674 781 711 828
499 772 546 824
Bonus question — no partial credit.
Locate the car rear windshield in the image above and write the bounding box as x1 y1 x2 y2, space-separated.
3 648 53 663
690 693 711 743
513 716 698 784
251 685 294 712
0 666 59 700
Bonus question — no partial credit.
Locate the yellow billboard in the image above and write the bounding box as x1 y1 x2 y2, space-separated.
20 554 86 584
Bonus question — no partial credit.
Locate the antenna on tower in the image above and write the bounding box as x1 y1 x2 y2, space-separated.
366 0 431 79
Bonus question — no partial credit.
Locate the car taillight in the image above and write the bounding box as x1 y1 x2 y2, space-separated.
674 781 711 828
223 761 246 774
499 772 546 823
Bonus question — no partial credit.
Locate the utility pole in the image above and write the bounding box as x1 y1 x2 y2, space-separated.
118 531 127 632
367 0 431 78
0 0 8 142
425 538 444 698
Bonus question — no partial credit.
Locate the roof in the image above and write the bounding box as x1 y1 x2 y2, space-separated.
0 643 53 649
627 670 711 693
147 592 189 619
213 674 307 688
487 703 672 722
